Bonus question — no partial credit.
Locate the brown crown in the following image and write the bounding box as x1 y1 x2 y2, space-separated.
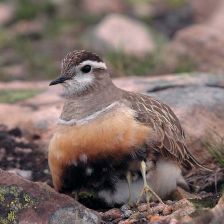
61 50 103 74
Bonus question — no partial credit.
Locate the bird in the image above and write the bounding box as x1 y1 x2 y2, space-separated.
48 49 208 207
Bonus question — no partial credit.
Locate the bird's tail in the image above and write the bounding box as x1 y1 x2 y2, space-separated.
186 148 212 172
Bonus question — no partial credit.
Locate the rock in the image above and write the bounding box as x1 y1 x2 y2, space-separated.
81 0 126 15
138 203 148 212
168 0 224 73
8 169 32 180
87 14 155 57
101 208 122 222
0 3 14 26
167 25 224 73
10 20 44 38
171 199 195 217
190 0 223 22
162 205 173 216
122 209 133 218
209 0 224 31
0 169 101 224
147 73 224 165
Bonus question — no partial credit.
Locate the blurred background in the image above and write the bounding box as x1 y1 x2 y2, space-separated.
1 0 224 81
0 1 224 221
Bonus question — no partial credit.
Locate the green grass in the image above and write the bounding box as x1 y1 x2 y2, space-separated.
0 89 43 103
106 51 159 76
126 0 187 9
15 0 55 21
173 57 196 74
203 133 224 168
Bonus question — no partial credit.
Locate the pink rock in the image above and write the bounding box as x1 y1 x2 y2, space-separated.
89 14 155 57
0 169 101 223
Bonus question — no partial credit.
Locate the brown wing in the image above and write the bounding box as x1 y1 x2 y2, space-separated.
123 91 206 169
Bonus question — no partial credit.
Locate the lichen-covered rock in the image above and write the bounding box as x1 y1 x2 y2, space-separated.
0 169 101 224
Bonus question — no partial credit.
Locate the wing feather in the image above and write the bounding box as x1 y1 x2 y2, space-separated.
123 91 208 170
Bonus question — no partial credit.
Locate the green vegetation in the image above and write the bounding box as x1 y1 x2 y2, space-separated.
204 134 224 168
105 29 167 76
15 0 55 21
106 51 159 76
0 89 43 103
167 0 187 8
173 57 196 74
126 0 187 9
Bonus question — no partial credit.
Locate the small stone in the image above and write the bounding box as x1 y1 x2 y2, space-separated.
122 209 133 218
138 203 148 212
102 208 122 221
148 215 162 222
43 169 50 174
120 204 131 212
150 203 166 215
118 219 138 224
166 200 174 205
162 205 173 216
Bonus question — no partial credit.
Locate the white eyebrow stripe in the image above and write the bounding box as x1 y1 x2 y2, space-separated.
77 60 107 69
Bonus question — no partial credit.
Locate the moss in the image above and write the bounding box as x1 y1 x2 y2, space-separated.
0 89 43 103
0 185 37 224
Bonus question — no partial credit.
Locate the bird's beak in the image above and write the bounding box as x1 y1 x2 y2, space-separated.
49 76 68 86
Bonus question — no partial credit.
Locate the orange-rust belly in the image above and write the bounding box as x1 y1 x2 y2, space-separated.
48 107 151 191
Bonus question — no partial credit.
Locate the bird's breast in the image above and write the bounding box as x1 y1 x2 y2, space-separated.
48 105 153 191
49 105 151 162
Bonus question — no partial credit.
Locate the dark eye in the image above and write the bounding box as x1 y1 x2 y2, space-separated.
81 65 91 73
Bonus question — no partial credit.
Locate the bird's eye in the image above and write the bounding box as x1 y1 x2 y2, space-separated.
81 65 91 73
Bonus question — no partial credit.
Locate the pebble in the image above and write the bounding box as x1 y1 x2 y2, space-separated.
102 208 122 221
122 209 132 218
137 203 148 212
118 218 138 224
162 205 173 216
120 204 131 212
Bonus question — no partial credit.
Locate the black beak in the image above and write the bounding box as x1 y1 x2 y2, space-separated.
49 77 68 86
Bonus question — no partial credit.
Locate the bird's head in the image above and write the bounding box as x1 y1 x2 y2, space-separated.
49 50 109 96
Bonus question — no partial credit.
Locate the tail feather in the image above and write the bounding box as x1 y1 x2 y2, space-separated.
186 148 212 172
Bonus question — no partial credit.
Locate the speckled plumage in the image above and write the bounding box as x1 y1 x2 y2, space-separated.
49 50 207 208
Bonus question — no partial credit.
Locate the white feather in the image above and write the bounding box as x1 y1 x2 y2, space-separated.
77 60 107 70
